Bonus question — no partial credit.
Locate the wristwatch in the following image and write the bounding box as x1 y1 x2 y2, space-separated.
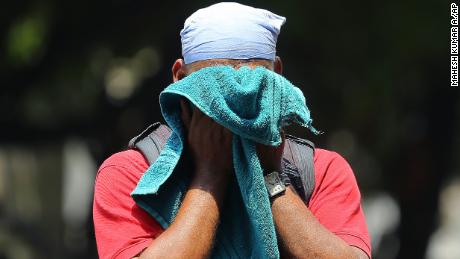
264 171 286 199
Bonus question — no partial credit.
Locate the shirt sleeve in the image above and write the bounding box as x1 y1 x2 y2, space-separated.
93 151 164 259
309 149 372 258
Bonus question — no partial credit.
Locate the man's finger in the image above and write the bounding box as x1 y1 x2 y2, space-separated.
191 105 205 124
180 99 192 130
277 129 286 157
220 125 233 144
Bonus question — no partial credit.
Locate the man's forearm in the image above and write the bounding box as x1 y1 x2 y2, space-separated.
139 172 227 259
271 187 368 259
137 103 232 259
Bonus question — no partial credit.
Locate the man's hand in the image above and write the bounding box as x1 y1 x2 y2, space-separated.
180 99 233 177
256 131 285 172
180 99 233 196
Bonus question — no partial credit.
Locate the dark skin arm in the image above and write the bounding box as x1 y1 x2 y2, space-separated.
272 187 369 259
258 139 369 259
138 175 226 259
138 101 233 259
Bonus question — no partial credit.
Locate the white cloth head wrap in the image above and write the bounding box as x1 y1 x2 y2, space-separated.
180 2 286 64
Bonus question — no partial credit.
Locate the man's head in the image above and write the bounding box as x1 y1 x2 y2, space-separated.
172 2 285 82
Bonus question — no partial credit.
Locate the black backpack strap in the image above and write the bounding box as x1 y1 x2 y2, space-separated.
128 123 316 205
282 134 316 206
128 122 172 164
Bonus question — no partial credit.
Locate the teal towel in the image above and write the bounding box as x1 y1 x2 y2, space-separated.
131 66 317 258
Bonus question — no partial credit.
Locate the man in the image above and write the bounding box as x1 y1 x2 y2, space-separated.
93 3 371 259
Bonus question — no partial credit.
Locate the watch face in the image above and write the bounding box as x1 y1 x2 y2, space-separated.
264 171 286 197
266 173 277 185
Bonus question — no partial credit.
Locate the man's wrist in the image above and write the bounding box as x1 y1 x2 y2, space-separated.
191 168 229 200
264 171 287 201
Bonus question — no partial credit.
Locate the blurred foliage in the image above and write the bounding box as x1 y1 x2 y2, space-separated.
0 0 458 258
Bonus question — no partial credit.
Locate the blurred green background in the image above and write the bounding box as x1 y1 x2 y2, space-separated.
0 0 458 258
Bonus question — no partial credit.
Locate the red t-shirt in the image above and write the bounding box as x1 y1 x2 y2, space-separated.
93 148 371 259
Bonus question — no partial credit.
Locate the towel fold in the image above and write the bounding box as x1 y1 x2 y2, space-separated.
131 66 317 258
